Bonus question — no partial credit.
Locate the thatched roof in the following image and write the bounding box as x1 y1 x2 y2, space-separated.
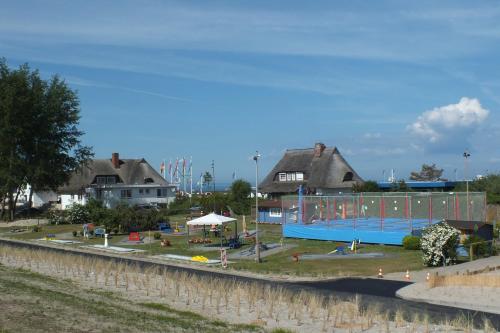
259 144 363 194
59 157 169 193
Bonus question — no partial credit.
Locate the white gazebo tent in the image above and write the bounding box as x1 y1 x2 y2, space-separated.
186 212 237 247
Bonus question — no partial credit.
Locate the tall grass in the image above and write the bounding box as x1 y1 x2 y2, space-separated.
0 244 484 332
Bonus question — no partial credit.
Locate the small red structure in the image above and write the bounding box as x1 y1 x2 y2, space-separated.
129 232 141 242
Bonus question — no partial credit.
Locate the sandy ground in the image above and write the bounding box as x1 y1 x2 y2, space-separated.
0 243 487 332
384 256 500 282
394 256 500 314
398 280 500 314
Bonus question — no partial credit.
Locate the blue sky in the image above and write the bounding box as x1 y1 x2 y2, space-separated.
1 1 499 183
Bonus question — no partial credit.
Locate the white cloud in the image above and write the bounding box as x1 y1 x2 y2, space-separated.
407 97 489 143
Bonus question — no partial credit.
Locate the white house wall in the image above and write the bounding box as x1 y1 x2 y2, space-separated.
61 194 87 210
96 187 175 208
32 190 58 207
60 186 175 210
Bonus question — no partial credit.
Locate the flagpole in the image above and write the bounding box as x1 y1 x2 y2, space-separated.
183 158 187 194
190 156 193 198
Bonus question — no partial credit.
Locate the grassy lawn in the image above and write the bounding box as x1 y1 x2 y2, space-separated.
2 215 426 277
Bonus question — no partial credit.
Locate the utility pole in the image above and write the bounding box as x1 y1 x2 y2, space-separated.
463 151 471 221
253 151 261 263
211 160 216 213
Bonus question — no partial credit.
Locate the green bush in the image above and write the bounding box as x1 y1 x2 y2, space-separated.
402 235 421 250
72 230 78 237
153 232 162 240
463 235 489 258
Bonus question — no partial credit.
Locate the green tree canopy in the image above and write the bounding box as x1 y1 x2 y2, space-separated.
203 172 213 187
352 180 380 193
229 179 252 215
410 164 446 181
454 174 500 204
0 59 92 220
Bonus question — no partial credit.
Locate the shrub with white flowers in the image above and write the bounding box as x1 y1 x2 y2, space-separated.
67 203 90 225
421 221 460 267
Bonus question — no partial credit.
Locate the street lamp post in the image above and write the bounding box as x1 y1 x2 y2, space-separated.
463 151 470 221
253 151 261 263
211 160 216 213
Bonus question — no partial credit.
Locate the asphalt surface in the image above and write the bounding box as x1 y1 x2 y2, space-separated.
1 238 499 330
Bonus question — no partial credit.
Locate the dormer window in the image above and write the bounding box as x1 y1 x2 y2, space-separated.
278 172 304 182
343 172 354 182
144 177 154 184
95 175 117 185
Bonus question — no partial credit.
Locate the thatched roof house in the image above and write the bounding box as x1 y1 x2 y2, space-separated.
55 153 176 210
259 143 363 196
60 153 169 194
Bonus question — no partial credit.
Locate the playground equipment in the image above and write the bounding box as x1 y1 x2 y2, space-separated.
94 228 106 238
159 222 171 233
281 192 486 245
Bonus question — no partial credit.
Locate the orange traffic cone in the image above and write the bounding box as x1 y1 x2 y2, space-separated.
378 268 383 278
405 269 410 280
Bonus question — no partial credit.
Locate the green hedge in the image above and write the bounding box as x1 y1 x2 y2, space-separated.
402 235 421 250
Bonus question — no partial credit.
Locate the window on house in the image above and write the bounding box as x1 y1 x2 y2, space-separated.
106 176 116 184
96 176 106 185
144 177 154 183
139 189 144 194
269 208 282 217
157 189 168 197
343 172 354 182
286 173 292 181
296 172 304 181
145 189 150 194
120 190 132 198
278 173 286 181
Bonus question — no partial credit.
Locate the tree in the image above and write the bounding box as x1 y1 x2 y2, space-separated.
410 164 446 181
454 173 500 204
229 179 252 215
352 180 380 193
0 59 92 220
203 172 213 187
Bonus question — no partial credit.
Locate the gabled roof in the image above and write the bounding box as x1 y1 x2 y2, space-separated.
59 157 170 193
259 145 363 194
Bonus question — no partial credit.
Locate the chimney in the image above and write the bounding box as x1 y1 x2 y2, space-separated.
112 152 120 168
314 142 326 157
